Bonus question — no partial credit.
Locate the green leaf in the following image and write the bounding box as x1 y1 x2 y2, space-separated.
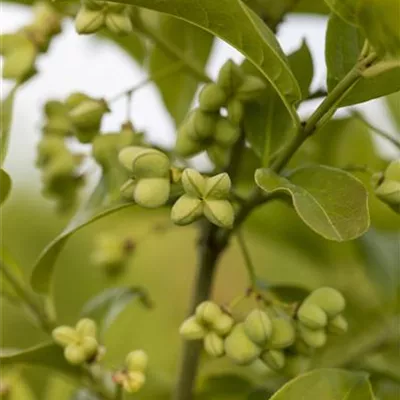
1 85 18 166
255 165 370 241
81 286 152 337
0 168 12 206
243 41 313 165
268 285 310 303
269 368 375 399
197 374 253 399
149 15 213 126
386 92 400 133
0 343 81 379
30 178 133 294
116 0 302 122
293 1 330 14
104 31 147 65
326 13 400 106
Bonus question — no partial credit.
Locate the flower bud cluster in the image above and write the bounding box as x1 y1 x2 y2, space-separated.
373 159 400 213
175 59 266 167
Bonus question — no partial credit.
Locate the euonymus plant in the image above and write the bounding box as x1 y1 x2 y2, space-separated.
1 0 400 399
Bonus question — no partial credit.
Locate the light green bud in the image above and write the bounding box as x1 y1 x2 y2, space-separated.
327 314 348 335
204 332 225 357
204 173 231 199
52 326 79 346
126 350 148 372
260 349 285 370
65 92 89 109
105 13 133 35
227 99 244 125
375 180 400 206
188 109 217 140
203 199 234 229
75 7 105 34
236 76 266 101
76 318 97 338
212 313 234 336
298 324 327 349
224 323 262 365
306 287 346 318
179 316 206 340
243 309 272 345
82 336 99 359
122 371 145 393
181 168 205 197
214 118 240 147
133 178 170 208
268 318 295 349
195 301 222 325
199 83 228 112
175 124 204 157
297 303 328 329
43 116 72 137
45 100 68 117
171 195 203 225
216 59 244 95
69 99 109 130
64 344 86 365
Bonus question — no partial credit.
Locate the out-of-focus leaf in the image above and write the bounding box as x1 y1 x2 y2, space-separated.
1 85 18 166
30 177 133 294
325 13 400 106
197 374 253 399
386 92 400 133
116 0 302 122
293 1 330 14
81 286 152 337
268 284 310 303
255 166 370 241
358 348 400 383
0 168 12 206
269 368 374 399
1 246 25 300
0 343 81 379
149 15 213 126
104 31 147 65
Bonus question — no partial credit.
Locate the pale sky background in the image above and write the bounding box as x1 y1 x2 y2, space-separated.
1 4 397 190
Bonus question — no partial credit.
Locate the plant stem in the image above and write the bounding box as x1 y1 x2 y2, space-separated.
236 230 257 288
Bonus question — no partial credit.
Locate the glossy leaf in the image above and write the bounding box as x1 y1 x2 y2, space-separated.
269 368 375 399
326 13 400 106
114 0 302 122
0 168 12 206
255 165 370 241
81 286 152 336
30 178 133 294
0 343 81 378
149 15 213 126
1 85 18 166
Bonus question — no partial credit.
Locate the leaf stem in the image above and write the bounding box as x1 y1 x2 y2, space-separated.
236 230 257 288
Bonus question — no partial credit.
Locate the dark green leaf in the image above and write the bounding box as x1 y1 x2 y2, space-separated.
326 13 400 105
197 374 253 399
149 15 213 126
269 368 375 399
116 0 302 122
386 92 400 133
268 285 310 303
0 343 81 379
81 286 152 337
293 1 330 14
1 85 18 166
0 169 12 206
255 165 370 241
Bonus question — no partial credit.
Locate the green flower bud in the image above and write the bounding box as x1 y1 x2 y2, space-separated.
199 83 228 112
375 180 400 207
69 99 109 130
227 99 244 125
76 318 97 338
212 313 234 336
133 178 170 208
260 349 285 370
224 323 262 365
195 301 222 325
175 124 204 157
216 59 244 95
188 109 218 140
203 199 234 229
181 168 205 197
126 350 148 372
268 318 295 349
118 147 170 177
64 344 86 365
283 354 310 377
122 371 145 393
179 316 206 340
92 134 119 169
65 92 89 109
207 145 230 168
120 179 136 199
327 314 348 335
298 324 327 349
236 76 266 101
306 287 346 318
243 309 272 345
171 195 203 225
52 326 79 346
106 1 126 12
105 13 133 35
82 336 99 359
297 303 328 329
214 118 240 147
204 332 225 357
75 7 105 34
43 116 72 137
204 173 231 199
45 100 68 117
